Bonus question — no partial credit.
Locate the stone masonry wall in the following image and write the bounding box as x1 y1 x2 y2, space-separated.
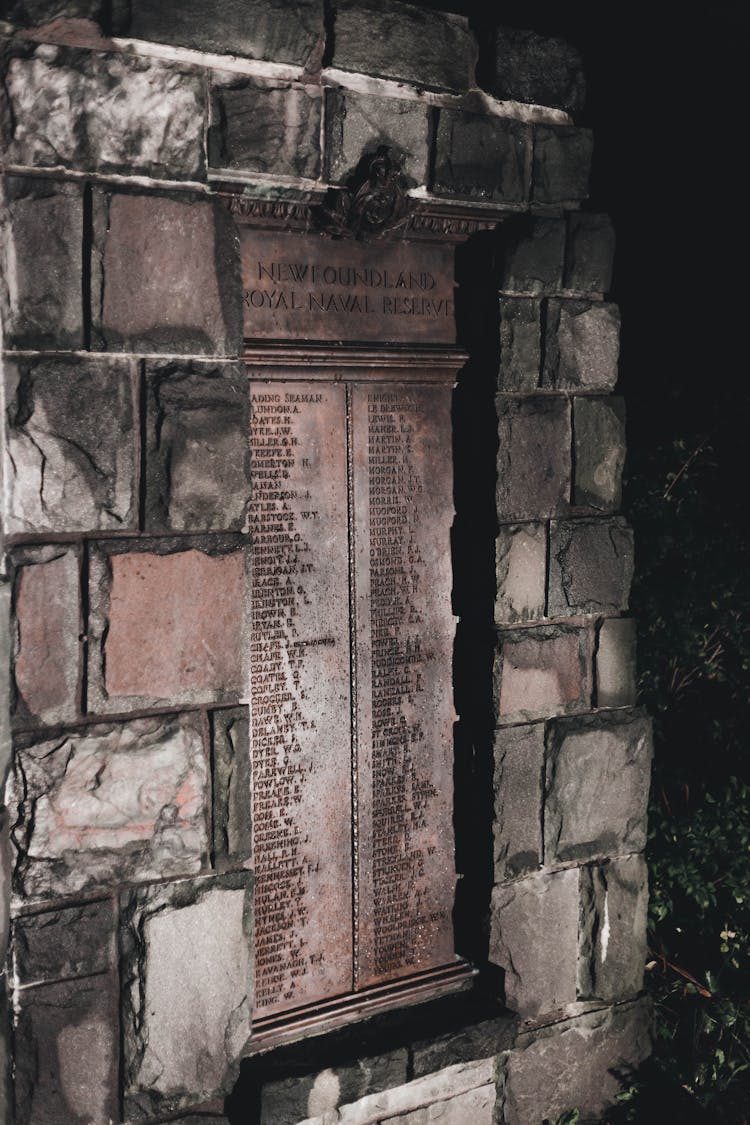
0 3 651 1123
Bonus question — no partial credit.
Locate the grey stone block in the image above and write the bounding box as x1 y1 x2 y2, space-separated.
495 522 546 624
9 714 209 901
496 396 570 521
499 218 565 295
260 1050 409 1124
212 706 252 867
544 709 653 864
494 625 590 725
498 299 541 392
3 357 137 535
578 854 648 1002
503 999 652 1125
1 44 205 179
544 300 621 391
145 361 250 533
433 110 529 203
121 871 252 1117
596 617 637 708
13 898 115 985
411 1016 516 1078
0 983 10 1125
1 585 13 785
14 973 119 1125
493 723 544 879
386 1083 497 1123
331 0 477 92
0 809 10 968
210 80 322 178
488 28 585 115
0 176 83 351
565 212 616 294
92 191 242 355
532 125 593 204
548 517 634 616
573 395 626 511
3 0 103 26
113 0 324 67
325 89 430 187
489 868 579 1018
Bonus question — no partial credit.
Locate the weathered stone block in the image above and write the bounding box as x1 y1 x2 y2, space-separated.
495 522 546 624
331 0 476 92
14 973 119 1125
9 714 209 901
489 868 579 1018
145 362 250 533
3 357 137 535
411 1016 516 1079
113 0 324 67
3 0 103 26
0 586 10 786
565 212 616 293
0 981 10 1125
13 898 115 985
499 217 565 295
88 539 246 712
493 722 544 879
1 44 205 179
596 616 637 708
498 299 541 392
548 517 634 616
11 546 80 728
210 80 322 178
260 1051 409 1125
0 175 83 350
503 999 652 1125
494 626 589 725
386 1083 496 1122
0 809 10 966
544 300 621 391
544 709 653 864
532 125 593 204
578 854 648 1002
433 110 528 203
489 27 585 115
496 396 570 521
91 191 242 355
325 89 430 187
573 395 626 511
122 871 252 1117
212 706 252 867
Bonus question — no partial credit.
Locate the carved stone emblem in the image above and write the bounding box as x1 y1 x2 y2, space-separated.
317 146 414 239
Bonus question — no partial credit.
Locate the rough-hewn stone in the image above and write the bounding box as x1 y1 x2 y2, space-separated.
411 1016 516 1079
489 28 585 115
498 299 541 392
495 522 546 624
212 706 252 867
548 517 634 616
145 362 250 533
578 854 648 1002
544 299 620 391
122 872 252 1117
3 357 137 535
503 999 652 1125
499 217 565 295
0 175 83 350
88 540 246 712
0 587 11 785
260 1051 409 1125
91 191 242 355
493 722 544 880
2 0 103 26
13 973 119 1125
433 111 528 203
325 89 429 187
0 809 10 966
331 0 476 92
112 0 324 67
0 982 10 1125
596 617 637 708
9 714 209 901
573 396 626 511
386 1084 496 1122
544 710 653 864
532 125 593 204
11 546 80 728
489 868 579 1018
565 212 616 293
497 396 570 521
495 626 589 725
1 43 205 179
13 898 115 985
210 80 322 178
